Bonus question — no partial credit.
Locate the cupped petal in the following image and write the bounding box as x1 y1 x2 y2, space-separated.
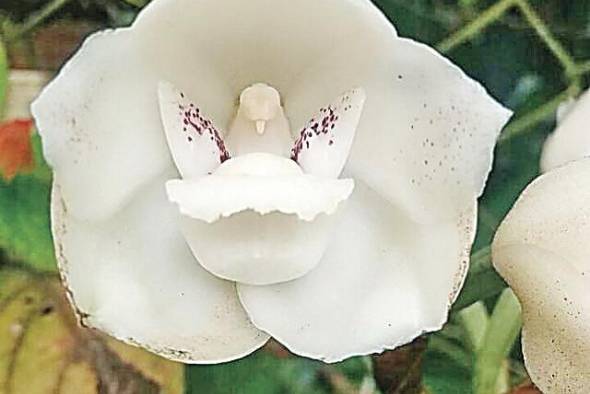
32 30 171 222
158 81 230 179
541 90 590 172
238 179 476 362
33 0 506 225
132 0 396 98
32 27 234 222
179 212 338 286
493 159 590 393
286 37 512 223
52 175 269 364
167 153 354 285
292 88 366 178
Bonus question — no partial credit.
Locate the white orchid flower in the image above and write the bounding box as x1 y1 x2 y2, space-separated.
32 0 511 363
541 89 590 172
493 159 590 393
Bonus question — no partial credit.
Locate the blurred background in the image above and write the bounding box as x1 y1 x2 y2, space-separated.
0 0 589 393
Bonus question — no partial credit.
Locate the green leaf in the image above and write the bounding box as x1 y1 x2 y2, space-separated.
187 352 325 394
186 350 371 394
459 301 490 352
122 0 149 8
0 267 184 394
453 247 507 311
423 350 472 394
473 289 522 394
0 133 55 272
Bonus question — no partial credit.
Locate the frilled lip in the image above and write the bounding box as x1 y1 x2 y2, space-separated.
32 0 512 365
166 175 354 223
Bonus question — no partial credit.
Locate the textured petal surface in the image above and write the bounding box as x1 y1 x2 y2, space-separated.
286 38 511 223
52 176 269 364
167 153 353 285
292 88 366 178
541 89 590 172
239 179 476 362
30 0 393 222
166 153 354 223
493 159 590 393
32 28 234 222
32 30 172 222
158 81 230 179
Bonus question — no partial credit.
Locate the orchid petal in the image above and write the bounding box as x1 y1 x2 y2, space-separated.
541 89 590 172
158 81 230 178
292 88 366 178
493 159 590 393
167 153 353 285
32 30 171 222
52 176 269 363
238 180 476 361
32 0 513 364
32 28 234 222
286 38 512 223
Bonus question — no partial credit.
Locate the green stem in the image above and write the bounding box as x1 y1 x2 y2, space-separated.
498 84 580 143
572 60 590 77
459 301 489 352
436 0 517 53
473 289 522 394
469 246 492 274
428 335 472 370
514 0 577 78
4 0 72 43
452 246 507 311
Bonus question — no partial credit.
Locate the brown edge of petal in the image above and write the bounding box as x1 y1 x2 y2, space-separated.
448 199 478 306
51 181 195 362
50 180 92 328
50 181 268 364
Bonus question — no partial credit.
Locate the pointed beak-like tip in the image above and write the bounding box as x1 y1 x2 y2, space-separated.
255 120 266 135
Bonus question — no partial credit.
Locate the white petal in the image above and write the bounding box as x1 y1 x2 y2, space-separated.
52 176 268 363
34 0 508 224
179 211 338 286
493 159 590 393
167 153 354 285
158 81 230 178
286 38 511 223
238 180 476 362
32 28 234 221
132 0 396 97
32 30 170 222
292 88 366 178
541 90 590 172
166 153 354 223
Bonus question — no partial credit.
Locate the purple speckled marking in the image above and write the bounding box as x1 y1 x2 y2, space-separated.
291 93 355 162
178 93 230 163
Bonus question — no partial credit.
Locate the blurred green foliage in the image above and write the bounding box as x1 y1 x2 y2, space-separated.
0 133 54 272
0 0 589 393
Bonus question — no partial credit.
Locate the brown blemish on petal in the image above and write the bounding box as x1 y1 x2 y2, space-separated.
448 202 478 306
